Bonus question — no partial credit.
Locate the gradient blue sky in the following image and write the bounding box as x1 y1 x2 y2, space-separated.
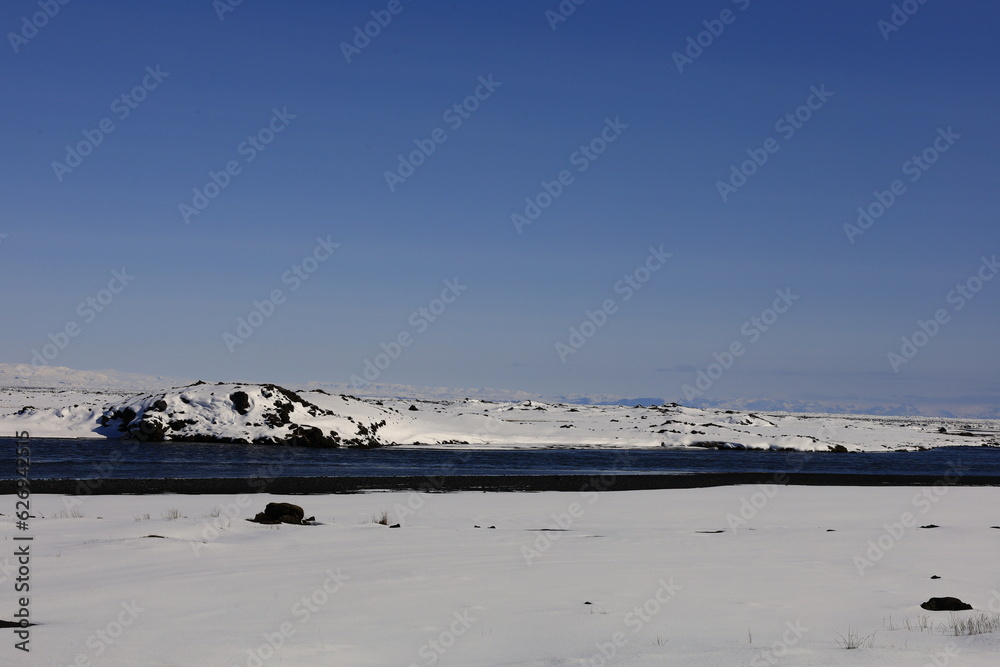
2 1 998 414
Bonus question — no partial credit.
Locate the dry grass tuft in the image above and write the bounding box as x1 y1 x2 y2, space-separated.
949 612 1000 636
835 627 877 649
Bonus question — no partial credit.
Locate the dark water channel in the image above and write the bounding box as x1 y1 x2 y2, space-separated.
3 438 998 480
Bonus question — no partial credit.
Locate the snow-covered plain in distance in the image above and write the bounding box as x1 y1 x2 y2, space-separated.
1 364 998 452
2 488 1000 666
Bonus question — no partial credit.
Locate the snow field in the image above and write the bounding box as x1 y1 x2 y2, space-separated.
2 486 999 665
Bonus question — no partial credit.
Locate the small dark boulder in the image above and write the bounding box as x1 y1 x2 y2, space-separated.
930 575 941 579
920 597 972 611
249 502 311 525
408 404 419 411
920 524 940 529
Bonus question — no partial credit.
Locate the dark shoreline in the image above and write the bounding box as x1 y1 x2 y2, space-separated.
3 472 1000 495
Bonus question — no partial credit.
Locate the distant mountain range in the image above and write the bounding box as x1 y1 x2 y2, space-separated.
0 363 187 393
679 396 1000 420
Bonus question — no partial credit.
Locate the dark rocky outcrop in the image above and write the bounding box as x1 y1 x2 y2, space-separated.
286 424 339 448
230 391 251 415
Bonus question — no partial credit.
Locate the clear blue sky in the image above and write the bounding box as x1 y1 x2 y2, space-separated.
2 1 998 414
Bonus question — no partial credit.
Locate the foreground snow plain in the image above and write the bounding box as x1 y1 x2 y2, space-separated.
3 487 1000 666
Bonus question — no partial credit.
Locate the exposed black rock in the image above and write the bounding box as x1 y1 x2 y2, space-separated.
248 502 314 525
920 597 972 611
286 424 339 448
230 391 251 415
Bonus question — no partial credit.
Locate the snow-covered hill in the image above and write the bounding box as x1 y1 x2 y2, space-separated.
97 382 394 447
